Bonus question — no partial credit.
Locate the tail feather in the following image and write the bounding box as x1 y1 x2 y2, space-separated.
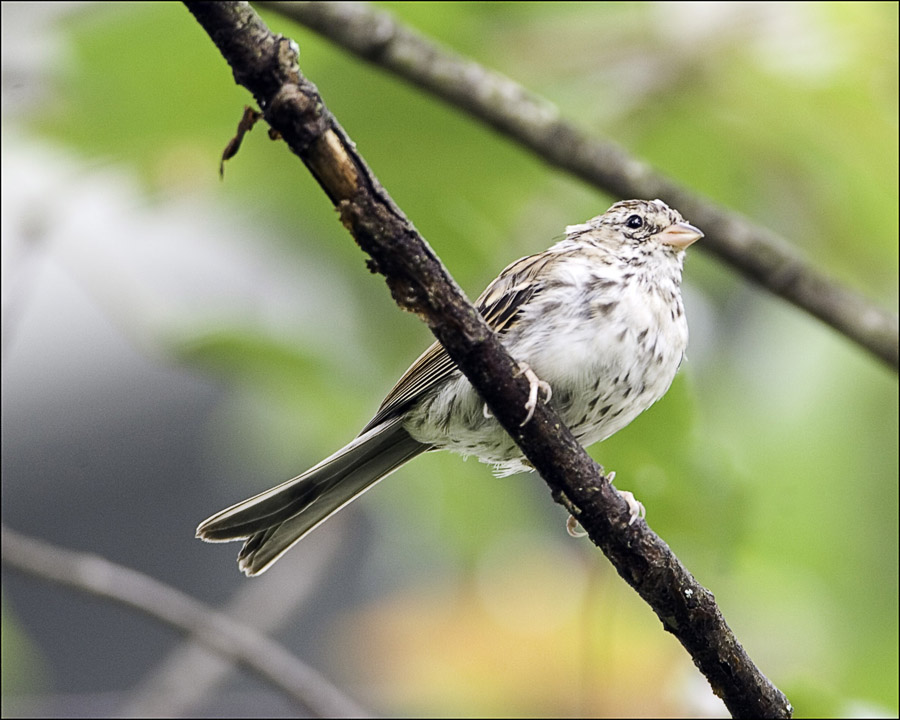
196 417 426 575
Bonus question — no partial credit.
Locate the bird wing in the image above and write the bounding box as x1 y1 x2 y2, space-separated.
360 250 558 433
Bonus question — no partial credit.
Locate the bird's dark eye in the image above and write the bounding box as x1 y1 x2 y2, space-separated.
625 214 643 229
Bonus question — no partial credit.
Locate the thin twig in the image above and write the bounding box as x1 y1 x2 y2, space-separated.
1 524 369 718
122 522 345 717
262 0 898 372
183 3 793 717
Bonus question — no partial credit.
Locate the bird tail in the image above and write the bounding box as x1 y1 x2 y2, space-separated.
196 417 426 576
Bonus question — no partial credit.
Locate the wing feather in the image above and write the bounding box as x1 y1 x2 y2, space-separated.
360 251 558 433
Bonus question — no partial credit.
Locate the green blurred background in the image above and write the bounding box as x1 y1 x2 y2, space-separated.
2 2 897 717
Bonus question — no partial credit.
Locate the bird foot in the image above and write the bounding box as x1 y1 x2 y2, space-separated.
566 472 645 537
566 514 587 537
481 362 552 425
619 489 645 526
515 361 552 426
606 471 645 524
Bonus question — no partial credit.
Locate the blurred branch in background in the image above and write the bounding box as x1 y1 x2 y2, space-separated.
184 2 792 717
122 520 346 717
261 0 898 372
0 524 368 718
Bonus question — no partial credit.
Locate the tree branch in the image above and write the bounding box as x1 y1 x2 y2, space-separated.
122 522 346 718
0 524 368 718
183 2 793 717
262 0 898 373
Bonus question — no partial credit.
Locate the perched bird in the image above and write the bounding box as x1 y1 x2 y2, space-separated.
197 199 702 575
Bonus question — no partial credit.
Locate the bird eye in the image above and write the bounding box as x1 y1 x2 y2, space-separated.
625 214 643 229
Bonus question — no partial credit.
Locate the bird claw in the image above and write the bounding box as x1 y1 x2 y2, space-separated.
481 362 551 425
516 362 552 426
566 514 587 537
619 489 645 526
605 470 643 524
566 482 644 538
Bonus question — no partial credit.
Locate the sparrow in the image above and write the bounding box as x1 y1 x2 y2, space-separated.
197 199 702 575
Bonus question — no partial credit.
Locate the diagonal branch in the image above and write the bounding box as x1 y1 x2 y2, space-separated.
262 0 898 372
183 2 793 717
0 524 368 718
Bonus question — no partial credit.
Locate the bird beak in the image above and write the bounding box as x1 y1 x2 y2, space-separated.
656 221 703 250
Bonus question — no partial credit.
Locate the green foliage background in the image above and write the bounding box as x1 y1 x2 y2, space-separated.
2 2 897 717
